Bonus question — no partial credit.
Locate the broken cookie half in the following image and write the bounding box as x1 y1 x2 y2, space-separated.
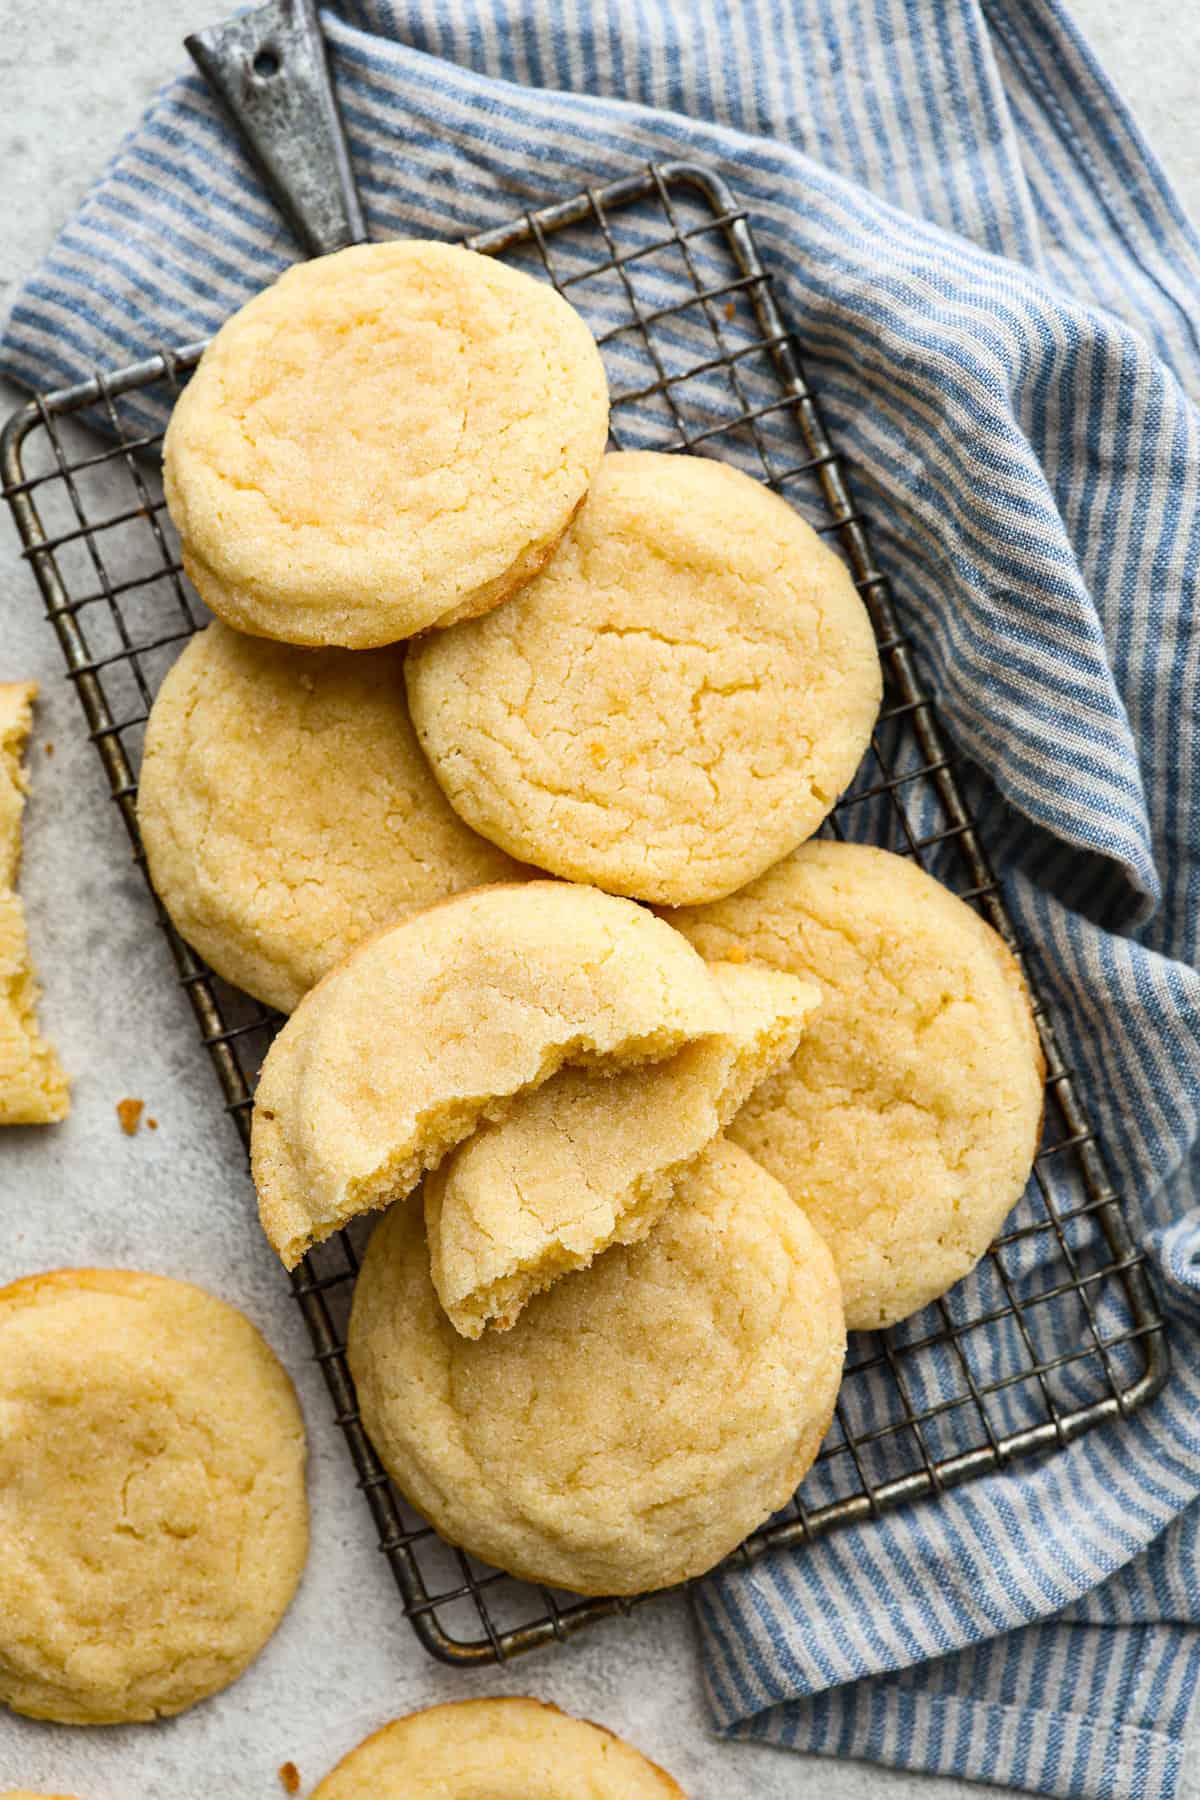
0 682 69 1124
251 882 731 1269
425 960 820 1338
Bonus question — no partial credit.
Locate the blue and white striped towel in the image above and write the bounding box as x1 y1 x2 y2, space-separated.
3 4 1198 1795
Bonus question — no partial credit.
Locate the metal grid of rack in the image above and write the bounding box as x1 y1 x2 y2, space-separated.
1 161 1168 1666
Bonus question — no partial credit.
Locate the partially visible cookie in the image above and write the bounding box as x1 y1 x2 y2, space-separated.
138 623 526 1014
0 1269 308 1724
252 883 729 1268
311 1697 686 1797
0 682 68 1124
406 452 881 904
426 960 820 1337
667 841 1045 1329
163 241 609 646
349 1135 845 1594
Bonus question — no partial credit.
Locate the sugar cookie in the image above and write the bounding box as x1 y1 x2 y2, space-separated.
163 241 609 646
138 623 525 1013
252 883 728 1268
667 840 1045 1329
0 683 68 1123
426 960 820 1336
311 1697 686 1797
0 1269 307 1724
349 1136 844 1594
406 452 881 903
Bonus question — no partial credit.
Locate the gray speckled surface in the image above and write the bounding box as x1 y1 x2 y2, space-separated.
0 4 1195 1796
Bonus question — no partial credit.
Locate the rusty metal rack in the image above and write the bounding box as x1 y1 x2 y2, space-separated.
1 160 1168 1666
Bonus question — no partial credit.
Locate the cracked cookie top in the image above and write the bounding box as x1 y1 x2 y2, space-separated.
348 1134 845 1596
310 1697 687 1798
138 622 527 1015
405 451 881 904
0 1268 308 1724
162 241 609 647
666 840 1046 1329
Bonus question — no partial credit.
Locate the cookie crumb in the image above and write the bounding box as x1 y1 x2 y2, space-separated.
116 1097 144 1135
589 741 609 768
279 1762 301 1794
146 1116 159 1131
44 741 54 756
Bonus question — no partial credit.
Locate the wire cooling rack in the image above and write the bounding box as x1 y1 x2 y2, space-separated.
1 162 1169 1666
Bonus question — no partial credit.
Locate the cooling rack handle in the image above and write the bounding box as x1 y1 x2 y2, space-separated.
186 0 367 257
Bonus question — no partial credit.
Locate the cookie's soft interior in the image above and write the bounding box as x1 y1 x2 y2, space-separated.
427 964 820 1338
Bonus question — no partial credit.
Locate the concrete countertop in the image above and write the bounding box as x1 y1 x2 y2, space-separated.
0 4 1195 1797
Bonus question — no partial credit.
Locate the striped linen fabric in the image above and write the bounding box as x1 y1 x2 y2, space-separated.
2 3 1198 1795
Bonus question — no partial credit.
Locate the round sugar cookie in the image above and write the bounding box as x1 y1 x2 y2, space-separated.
162 241 609 647
426 960 820 1338
405 451 881 904
311 1697 687 1798
667 841 1045 1330
0 1269 308 1725
138 622 526 1014
349 1135 845 1594
252 882 729 1269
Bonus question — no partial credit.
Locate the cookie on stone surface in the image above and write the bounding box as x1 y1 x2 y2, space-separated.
426 959 820 1337
405 451 881 904
252 882 729 1269
311 1697 686 1798
0 1269 308 1725
349 1135 845 1595
667 840 1045 1330
0 683 68 1124
138 622 526 1014
163 240 609 647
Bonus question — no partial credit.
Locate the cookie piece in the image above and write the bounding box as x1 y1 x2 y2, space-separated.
426 960 820 1337
163 242 609 647
0 1269 308 1724
406 452 881 904
138 623 526 1013
349 1136 845 1594
667 841 1045 1329
252 883 729 1268
311 1697 686 1798
0 683 68 1123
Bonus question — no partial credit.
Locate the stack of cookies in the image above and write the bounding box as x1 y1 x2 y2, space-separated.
131 240 1043 1604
